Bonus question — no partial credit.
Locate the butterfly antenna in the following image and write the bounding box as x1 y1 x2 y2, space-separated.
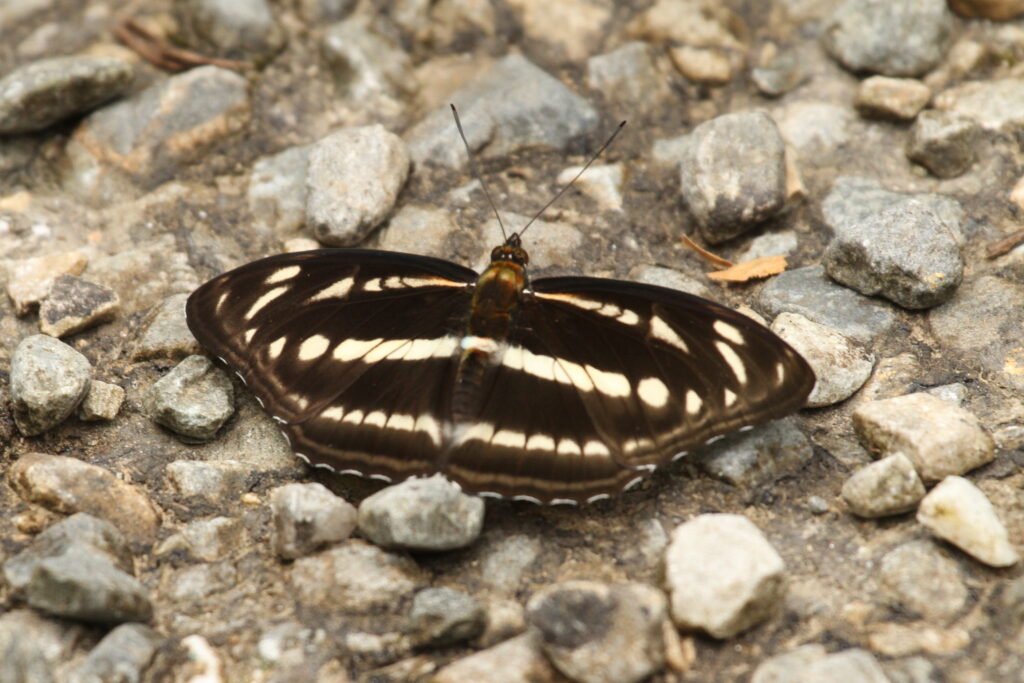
519 119 626 240
451 103 508 241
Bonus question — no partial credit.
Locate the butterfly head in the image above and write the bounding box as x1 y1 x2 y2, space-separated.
491 233 528 266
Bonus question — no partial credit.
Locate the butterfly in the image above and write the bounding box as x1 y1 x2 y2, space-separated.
185 109 814 505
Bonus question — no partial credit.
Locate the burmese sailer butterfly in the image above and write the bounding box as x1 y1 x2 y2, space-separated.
185 108 814 505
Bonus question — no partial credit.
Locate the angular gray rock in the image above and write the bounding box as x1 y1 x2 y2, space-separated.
757 265 898 345
526 580 668 683
177 0 285 64
322 16 413 101
852 392 994 482
269 482 358 559
0 610 85 683
0 56 133 134
770 313 874 407
696 418 814 487
24 548 152 623
879 540 968 623
143 355 235 442
822 0 953 77
679 111 787 244
357 475 485 551
917 476 1019 567
841 453 925 518
408 587 486 647
77 380 125 422
38 274 120 338
305 124 411 246
822 178 964 309
70 623 163 683
10 334 92 436
406 54 599 167
133 293 202 361
164 459 256 502
906 110 979 178
664 514 786 638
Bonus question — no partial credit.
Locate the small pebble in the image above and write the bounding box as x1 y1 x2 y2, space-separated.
143 355 235 442
854 76 931 120
526 580 668 683
357 474 485 552
10 334 92 436
269 482 357 559
663 514 786 638
906 110 979 178
408 587 486 647
879 540 968 623
841 453 926 518
290 540 426 612
133 294 202 361
770 312 874 407
165 459 256 502
917 476 1019 567
305 124 411 246
38 274 120 337
669 45 734 85
432 633 561 683
77 380 125 422
24 550 152 623
72 623 163 683
10 453 161 542
5 251 88 315
853 393 994 482
679 111 787 244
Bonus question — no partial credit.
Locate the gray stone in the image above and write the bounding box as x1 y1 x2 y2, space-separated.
432 633 562 683
156 516 247 562
906 110 979 178
627 264 711 298
143 355 235 442
752 50 809 97
798 648 890 682
10 454 161 542
679 111 787 244
555 162 624 212
38 274 120 337
25 548 152 623
933 77 1024 134
305 125 411 246
822 0 953 77
853 393 994 482
247 144 311 238
5 250 88 315
65 66 251 202
3 513 134 590
526 581 667 683
70 623 163 683
696 418 814 486
770 313 874 407
854 76 931 120
406 54 599 168
917 476 1019 567
322 16 413 101
0 609 85 683
481 534 541 593
664 514 786 638
841 453 925 518
773 102 856 162
77 380 125 422
164 562 238 605
737 230 799 262
290 540 426 612
270 482 357 559
758 267 898 346
178 0 285 64
376 205 458 260
477 212 583 270
929 275 1024 393
165 459 256 502
10 334 92 436
925 382 967 405
822 178 964 309
357 475 485 551
133 294 202 361
0 56 133 134
751 644 828 683
586 42 670 112
408 587 486 647
879 540 968 623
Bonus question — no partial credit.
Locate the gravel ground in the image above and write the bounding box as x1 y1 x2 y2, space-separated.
1 1 1024 681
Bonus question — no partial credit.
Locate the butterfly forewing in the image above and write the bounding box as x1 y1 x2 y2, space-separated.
186 249 477 481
